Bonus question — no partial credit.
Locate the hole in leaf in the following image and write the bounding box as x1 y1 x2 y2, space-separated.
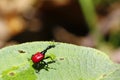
18 50 26 53
103 74 107 77
59 57 64 60
9 72 15 76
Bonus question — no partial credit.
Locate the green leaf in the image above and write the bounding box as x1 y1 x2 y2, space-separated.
100 69 120 80
0 41 120 80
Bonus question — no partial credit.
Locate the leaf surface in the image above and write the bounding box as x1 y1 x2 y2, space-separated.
0 41 119 80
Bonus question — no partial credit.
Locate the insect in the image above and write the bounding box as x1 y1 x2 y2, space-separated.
31 44 56 65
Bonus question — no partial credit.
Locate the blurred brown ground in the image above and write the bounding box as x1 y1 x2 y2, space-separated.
0 0 89 47
0 0 120 62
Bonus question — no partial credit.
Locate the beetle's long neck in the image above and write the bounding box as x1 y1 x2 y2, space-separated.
41 45 55 55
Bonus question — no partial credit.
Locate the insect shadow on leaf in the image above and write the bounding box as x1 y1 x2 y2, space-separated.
32 56 56 73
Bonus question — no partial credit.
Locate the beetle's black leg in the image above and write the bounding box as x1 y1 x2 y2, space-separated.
41 60 48 68
44 56 53 61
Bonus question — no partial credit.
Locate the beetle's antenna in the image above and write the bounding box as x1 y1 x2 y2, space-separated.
41 41 60 54
41 45 55 54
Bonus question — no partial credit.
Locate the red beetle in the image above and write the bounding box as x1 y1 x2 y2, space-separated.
31 45 55 64
31 52 45 63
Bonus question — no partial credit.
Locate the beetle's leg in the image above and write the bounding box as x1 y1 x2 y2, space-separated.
44 56 53 60
41 60 48 67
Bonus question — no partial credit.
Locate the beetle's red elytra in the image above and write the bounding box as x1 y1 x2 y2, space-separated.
31 52 45 63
